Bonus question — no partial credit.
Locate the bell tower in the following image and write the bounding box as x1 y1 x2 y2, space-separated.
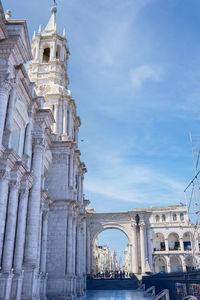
27 5 79 142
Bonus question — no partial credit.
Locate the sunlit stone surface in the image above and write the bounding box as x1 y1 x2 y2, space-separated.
76 290 153 300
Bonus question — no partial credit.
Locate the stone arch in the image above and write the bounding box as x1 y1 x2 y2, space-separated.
91 224 132 276
153 232 165 251
182 231 192 251
42 44 51 62
153 256 167 273
170 255 182 272
168 232 180 251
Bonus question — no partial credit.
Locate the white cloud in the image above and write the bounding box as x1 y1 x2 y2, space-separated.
129 64 163 88
84 147 185 206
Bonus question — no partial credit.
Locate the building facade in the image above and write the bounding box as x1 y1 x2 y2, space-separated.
87 205 200 276
0 2 87 299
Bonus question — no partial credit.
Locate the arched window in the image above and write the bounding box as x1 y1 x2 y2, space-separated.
56 45 61 59
173 214 177 221
43 47 50 62
180 213 184 221
155 215 160 222
162 214 166 222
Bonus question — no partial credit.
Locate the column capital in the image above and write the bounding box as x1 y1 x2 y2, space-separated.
9 179 21 190
0 169 9 180
32 137 46 153
131 221 137 228
20 172 35 192
0 79 12 93
139 221 146 228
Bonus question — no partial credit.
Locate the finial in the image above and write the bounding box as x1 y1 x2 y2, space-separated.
62 28 66 38
5 9 11 21
51 0 57 14
38 25 41 34
32 30 36 39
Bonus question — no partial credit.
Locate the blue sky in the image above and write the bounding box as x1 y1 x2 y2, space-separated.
4 0 200 254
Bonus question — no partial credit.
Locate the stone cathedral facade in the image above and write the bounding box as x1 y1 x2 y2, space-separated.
0 2 88 299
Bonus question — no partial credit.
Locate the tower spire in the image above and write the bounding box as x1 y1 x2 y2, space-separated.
42 3 58 35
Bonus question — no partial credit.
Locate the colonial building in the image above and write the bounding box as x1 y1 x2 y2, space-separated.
0 2 87 299
87 205 200 276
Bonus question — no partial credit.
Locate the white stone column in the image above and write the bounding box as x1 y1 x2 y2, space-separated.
66 205 74 298
72 215 77 296
63 101 67 135
78 175 82 202
166 256 171 273
58 100 63 135
86 224 91 275
132 222 138 274
180 237 184 252
2 179 20 271
0 80 12 146
0 170 9 264
66 206 73 275
40 211 48 273
139 222 146 274
13 174 34 272
165 238 169 252
83 218 87 290
24 137 45 265
53 103 58 133
76 221 81 275
3 86 16 148
24 117 33 169
69 152 74 188
69 106 73 139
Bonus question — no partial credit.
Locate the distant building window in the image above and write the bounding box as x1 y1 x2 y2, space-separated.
180 213 184 221
173 214 177 221
162 214 166 222
43 47 50 62
155 215 160 222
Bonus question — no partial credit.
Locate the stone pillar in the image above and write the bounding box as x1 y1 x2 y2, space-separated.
139 222 146 274
40 211 48 273
76 220 83 296
69 152 74 188
53 103 58 133
78 175 82 202
2 176 22 272
180 237 184 252
69 106 73 139
23 115 33 169
0 80 12 146
166 257 171 273
24 137 45 264
86 224 91 275
72 215 77 297
58 100 63 135
66 205 73 297
13 173 34 272
22 137 45 299
165 238 169 252
3 86 16 148
0 170 9 264
63 101 67 135
83 218 87 290
132 222 138 274
181 256 186 272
